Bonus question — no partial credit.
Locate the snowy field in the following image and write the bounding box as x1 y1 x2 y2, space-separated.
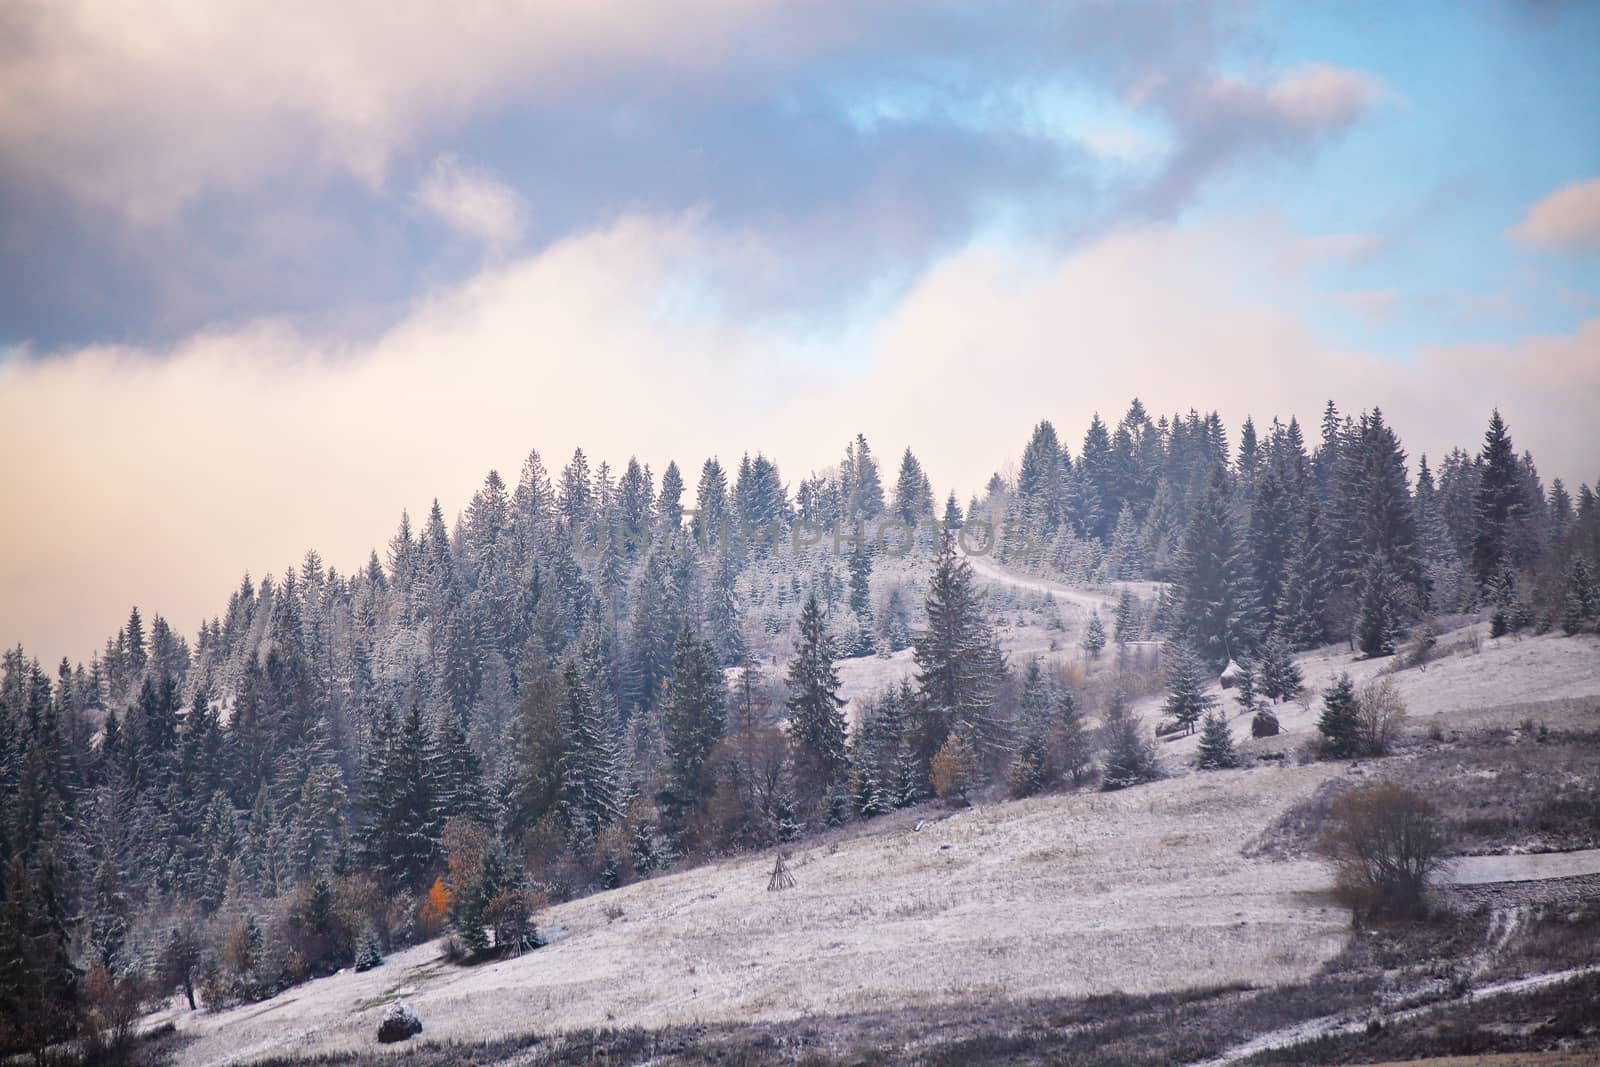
150 558 1600 1067
1139 623 1600 768
155 762 1353 1066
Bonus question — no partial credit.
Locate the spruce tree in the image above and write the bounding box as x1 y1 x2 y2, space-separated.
785 593 849 808
1100 692 1158 791
914 533 1005 769
1316 673 1361 758
0 854 79 1059
847 434 885 520
943 492 964 530
430 711 488 828
1278 498 1331 649
1472 409 1522 588
694 458 729 547
1113 589 1137 644
657 461 685 534
1082 612 1107 658
554 660 620 846
1052 690 1094 786
1562 556 1598 634
892 448 935 526
847 531 873 619
1161 644 1216 735
1195 712 1239 770
362 705 439 891
1257 634 1303 703
659 631 727 835
1355 558 1402 657
1169 467 1251 669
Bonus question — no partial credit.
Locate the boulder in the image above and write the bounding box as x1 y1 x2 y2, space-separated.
377 1001 422 1043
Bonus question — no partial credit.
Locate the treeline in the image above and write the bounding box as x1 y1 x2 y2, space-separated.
991 402 1599 658
1 404 1596 1060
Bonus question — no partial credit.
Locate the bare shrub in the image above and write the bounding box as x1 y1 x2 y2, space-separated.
1317 783 1449 922
1357 677 1407 755
81 964 149 1061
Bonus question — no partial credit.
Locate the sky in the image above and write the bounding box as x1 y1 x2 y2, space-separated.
2 0 1598 667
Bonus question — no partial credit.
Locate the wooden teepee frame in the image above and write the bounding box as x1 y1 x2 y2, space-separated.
766 852 796 892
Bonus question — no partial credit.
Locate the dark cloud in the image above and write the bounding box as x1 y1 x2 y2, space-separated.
1 1 1385 350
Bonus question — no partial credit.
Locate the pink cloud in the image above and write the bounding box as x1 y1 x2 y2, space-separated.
1510 177 1600 252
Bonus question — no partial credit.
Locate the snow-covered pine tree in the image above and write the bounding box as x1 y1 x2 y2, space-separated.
554 660 620 847
785 592 849 809
657 460 685 535
1343 409 1423 646
1257 634 1303 703
361 705 439 891
1169 466 1251 670
847 434 886 521
559 448 593 532
1160 643 1216 735
914 533 1005 772
1355 557 1402 657
694 457 730 549
943 492 964 530
1414 454 1465 614
1113 588 1137 643
1316 673 1361 758
892 448 936 526
1082 612 1107 658
1195 711 1239 770
1099 691 1158 791
1277 497 1332 649
1051 689 1093 787
1562 556 1598 634
1472 409 1523 589
659 630 726 836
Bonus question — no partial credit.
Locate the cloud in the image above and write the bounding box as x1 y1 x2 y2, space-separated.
3 2 1386 351
3 212 1595 667
1335 289 1400 323
1135 64 1383 214
415 155 528 250
1510 177 1600 251
0 4 1410 377
1259 65 1381 129
0 0 876 221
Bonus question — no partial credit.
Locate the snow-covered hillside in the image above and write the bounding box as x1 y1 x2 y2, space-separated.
146 563 1600 1067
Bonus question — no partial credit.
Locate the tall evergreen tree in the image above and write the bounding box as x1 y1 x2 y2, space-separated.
1472 409 1523 589
785 593 848 808
1100 692 1158 791
1316 673 1361 758
1169 467 1251 669
361 706 439 891
914 534 1005 768
554 661 620 846
1161 644 1216 735
892 448 935 526
659 631 727 835
1195 711 1239 770
657 461 685 534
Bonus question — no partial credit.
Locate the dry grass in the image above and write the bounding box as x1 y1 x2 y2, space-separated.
1250 722 1600 860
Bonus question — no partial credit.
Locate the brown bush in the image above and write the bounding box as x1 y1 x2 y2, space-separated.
1317 782 1448 922
930 734 975 805
81 964 148 1061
